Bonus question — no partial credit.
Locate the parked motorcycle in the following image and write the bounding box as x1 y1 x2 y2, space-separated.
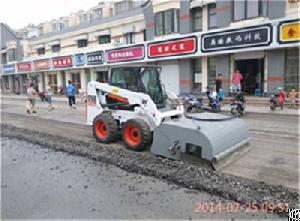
183 94 203 112
207 91 221 112
270 94 283 111
230 92 246 117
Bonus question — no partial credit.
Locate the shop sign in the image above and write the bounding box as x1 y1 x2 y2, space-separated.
148 37 197 58
106 45 144 63
74 53 85 66
17 62 32 72
52 56 73 68
33 59 51 70
3 64 15 74
201 24 272 52
278 19 300 44
86 51 104 65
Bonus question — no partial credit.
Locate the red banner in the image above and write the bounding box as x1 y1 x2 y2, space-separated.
148 37 197 58
52 56 73 68
33 59 51 70
17 62 32 72
106 45 144 63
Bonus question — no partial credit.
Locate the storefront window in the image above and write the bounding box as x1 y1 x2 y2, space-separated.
193 59 202 92
98 35 111 44
192 7 202 32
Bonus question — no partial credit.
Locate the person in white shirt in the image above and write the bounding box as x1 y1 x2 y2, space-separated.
45 82 55 111
26 83 37 114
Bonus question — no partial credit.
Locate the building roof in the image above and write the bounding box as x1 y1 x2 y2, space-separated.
31 7 143 42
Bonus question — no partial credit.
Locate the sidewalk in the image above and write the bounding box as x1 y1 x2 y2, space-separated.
1 93 299 116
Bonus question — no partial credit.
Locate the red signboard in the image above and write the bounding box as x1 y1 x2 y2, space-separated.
17 62 32 72
33 59 51 70
148 37 197 58
106 45 144 63
52 56 73 68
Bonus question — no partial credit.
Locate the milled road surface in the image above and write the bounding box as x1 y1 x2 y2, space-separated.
2 137 280 219
1 97 299 190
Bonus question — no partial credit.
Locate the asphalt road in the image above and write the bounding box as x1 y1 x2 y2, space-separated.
2 137 280 219
1 97 299 190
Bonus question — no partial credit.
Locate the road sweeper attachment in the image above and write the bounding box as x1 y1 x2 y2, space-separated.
87 66 251 170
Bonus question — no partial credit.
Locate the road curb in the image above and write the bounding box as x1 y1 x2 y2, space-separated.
1 123 298 217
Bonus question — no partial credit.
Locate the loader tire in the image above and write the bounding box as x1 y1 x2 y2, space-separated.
93 113 118 143
122 119 151 151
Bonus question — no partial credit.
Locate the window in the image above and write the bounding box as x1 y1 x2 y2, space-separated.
52 22 60 32
155 9 179 36
233 0 266 21
38 26 43 35
208 3 217 29
124 32 135 44
37 47 45 55
193 59 202 91
285 49 299 91
77 39 88 48
7 49 16 62
80 13 90 24
143 29 147 41
52 44 60 52
93 8 102 19
60 19 69 29
115 1 134 14
192 7 202 32
208 57 216 89
98 35 111 44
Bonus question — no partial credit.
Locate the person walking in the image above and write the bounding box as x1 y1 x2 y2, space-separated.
66 80 77 109
232 70 243 93
26 83 37 114
288 88 297 109
215 73 223 94
45 82 55 111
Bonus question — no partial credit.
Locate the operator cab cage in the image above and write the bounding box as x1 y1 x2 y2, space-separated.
108 65 166 109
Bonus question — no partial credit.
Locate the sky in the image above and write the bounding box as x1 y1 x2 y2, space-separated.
0 0 102 29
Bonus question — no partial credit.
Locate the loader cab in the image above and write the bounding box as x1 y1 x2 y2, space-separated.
110 66 166 108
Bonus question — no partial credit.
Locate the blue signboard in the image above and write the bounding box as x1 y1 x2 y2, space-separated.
86 51 104 65
74 53 85 66
3 64 15 74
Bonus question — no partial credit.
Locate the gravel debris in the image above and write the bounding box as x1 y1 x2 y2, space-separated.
1 123 298 216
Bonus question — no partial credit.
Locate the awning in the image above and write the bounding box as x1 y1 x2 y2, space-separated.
93 29 110 36
33 44 45 49
122 26 135 34
73 34 88 41
48 40 60 46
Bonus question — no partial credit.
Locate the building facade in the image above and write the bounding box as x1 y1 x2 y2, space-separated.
1 0 299 96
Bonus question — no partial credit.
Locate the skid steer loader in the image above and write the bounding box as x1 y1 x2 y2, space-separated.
87 66 251 170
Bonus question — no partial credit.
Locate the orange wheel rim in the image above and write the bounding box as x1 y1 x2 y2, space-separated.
95 120 107 139
124 125 141 146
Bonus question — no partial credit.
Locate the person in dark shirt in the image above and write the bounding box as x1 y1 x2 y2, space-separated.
215 74 223 93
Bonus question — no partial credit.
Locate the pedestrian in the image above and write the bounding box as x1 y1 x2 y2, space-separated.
66 80 77 109
215 73 223 93
218 88 225 106
277 87 286 110
232 70 243 93
45 82 55 111
26 83 37 114
288 87 297 109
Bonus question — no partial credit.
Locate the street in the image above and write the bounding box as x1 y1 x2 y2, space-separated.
2 137 280 219
1 96 299 189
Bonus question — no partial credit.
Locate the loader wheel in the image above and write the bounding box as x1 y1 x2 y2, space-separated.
122 119 151 151
93 113 118 143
